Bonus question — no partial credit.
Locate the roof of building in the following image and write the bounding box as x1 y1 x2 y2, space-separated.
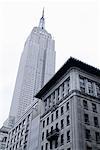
35 57 100 98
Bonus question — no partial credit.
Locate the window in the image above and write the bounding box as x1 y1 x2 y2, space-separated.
50 141 52 149
66 102 69 111
94 117 99 127
80 76 85 92
43 120 45 128
42 132 44 141
51 114 54 122
67 148 71 150
88 81 94 95
44 100 47 107
61 134 64 145
61 106 64 115
83 100 88 110
84 114 89 125
92 103 97 112
55 139 58 148
56 123 58 129
95 132 100 143
67 130 70 142
41 145 43 150
96 84 100 98
56 110 58 119
47 117 49 125
46 130 48 137
86 146 92 150
52 92 55 99
51 126 53 133
85 129 91 141
61 119 64 129
67 115 70 126
45 143 48 150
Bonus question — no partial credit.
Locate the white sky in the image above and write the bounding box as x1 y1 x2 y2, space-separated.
0 0 100 127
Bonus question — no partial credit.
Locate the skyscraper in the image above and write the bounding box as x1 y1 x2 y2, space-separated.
8 9 56 125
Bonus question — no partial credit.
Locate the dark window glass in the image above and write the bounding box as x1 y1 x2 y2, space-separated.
85 129 91 141
95 132 100 143
86 146 92 150
84 114 89 125
67 115 70 126
55 139 58 148
56 110 58 119
47 117 49 125
92 103 97 112
66 102 69 111
67 130 70 142
46 130 48 137
61 106 64 115
56 123 58 129
43 120 45 128
51 114 53 122
50 141 52 149
83 100 88 110
41 145 43 150
61 134 64 145
94 117 99 127
61 119 64 129
51 126 53 133
45 143 48 150
42 132 44 141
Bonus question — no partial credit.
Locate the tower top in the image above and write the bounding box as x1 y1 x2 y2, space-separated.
39 8 45 29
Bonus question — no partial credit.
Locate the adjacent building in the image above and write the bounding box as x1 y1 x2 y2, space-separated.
8 9 56 126
35 57 100 150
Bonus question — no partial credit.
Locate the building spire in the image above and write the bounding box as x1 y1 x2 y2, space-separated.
39 8 45 29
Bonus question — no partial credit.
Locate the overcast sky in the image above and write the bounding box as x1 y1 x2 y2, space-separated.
0 0 100 127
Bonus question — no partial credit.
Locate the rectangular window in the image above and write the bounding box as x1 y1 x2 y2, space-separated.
80 76 85 93
88 80 94 95
47 117 49 125
43 120 45 128
45 143 48 150
61 106 64 115
66 77 70 94
51 114 53 122
67 115 70 126
55 139 58 148
42 132 44 141
67 130 70 142
41 145 43 150
56 110 58 119
96 84 100 98
86 146 92 150
44 99 47 107
61 119 64 129
85 129 91 141
61 134 64 145
51 126 53 133
92 103 97 112
50 141 52 149
94 117 99 127
95 132 100 143
56 123 58 129
83 100 88 110
46 130 48 137
84 114 89 125
66 102 69 111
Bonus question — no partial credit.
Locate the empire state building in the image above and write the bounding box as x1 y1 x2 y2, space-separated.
8 10 56 125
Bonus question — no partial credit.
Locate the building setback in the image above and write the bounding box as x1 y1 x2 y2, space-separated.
8 9 56 126
35 57 100 150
